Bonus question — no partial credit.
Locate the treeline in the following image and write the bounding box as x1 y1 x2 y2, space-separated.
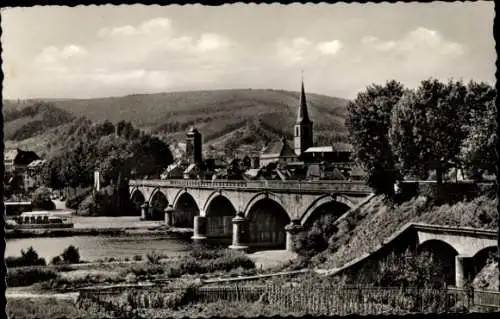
41 120 173 191
346 78 496 194
4 102 76 141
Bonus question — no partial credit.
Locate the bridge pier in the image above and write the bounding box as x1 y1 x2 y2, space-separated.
192 215 207 245
285 219 304 253
455 255 473 288
229 213 248 252
164 205 175 227
140 202 149 221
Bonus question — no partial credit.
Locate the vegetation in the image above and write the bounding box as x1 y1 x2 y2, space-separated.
31 186 55 210
7 298 87 319
318 194 497 270
7 267 58 287
5 246 47 268
3 101 75 141
61 245 81 264
4 89 349 157
35 120 173 215
346 80 404 195
347 78 496 194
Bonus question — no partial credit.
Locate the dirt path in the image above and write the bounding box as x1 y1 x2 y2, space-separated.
248 250 298 270
6 287 79 301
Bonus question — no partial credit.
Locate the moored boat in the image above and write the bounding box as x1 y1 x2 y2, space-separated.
8 211 74 229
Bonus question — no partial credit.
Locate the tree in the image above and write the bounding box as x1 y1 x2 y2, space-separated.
31 186 55 210
390 79 467 184
345 80 405 194
459 82 496 179
61 245 80 264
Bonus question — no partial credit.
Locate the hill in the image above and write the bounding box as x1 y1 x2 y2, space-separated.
3 89 349 154
3 102 76 141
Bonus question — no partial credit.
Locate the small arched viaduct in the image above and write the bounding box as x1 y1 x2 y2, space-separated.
129 179 373 250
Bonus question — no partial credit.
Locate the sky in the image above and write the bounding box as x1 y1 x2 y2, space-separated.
1 3 495 100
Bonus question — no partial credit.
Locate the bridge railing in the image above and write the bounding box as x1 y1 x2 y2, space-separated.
129 179 372 193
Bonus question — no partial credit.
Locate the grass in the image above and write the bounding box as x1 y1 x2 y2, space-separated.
138 300 300 318
7 298 87 319
7 248 256 292
319 194 497 269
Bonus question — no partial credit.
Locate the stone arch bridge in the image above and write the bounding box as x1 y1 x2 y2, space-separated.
129 179 373 251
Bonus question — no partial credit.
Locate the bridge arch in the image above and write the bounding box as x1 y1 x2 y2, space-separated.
172 190 200 228
148 188 169 220
245 193 291 249
300 194 354 228
469 245 497 284
417 239 459 286
204 193 237 239
243 192 287 219
129 188 146 216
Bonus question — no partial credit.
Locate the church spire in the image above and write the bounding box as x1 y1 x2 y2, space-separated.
296 74 311 124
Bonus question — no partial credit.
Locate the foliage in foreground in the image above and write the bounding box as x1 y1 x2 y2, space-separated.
7 298 87 319
321 194 497 269
347 78 496 194
5 246 46 268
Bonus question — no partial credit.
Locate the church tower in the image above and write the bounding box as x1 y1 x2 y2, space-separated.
294 79 313 157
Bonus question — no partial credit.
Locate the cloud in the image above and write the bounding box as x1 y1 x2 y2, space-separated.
33 44 87 73
316 40 343 55
197 33 231 52
276 37 312 65
97 17 172 38
361 27 464 57
276 37 343 66
30 17 235 96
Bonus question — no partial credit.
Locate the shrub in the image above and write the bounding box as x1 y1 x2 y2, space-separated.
51 256 62 265
352 249 448 289
61 245 80 264
5 246 46 267
7 267 58 287
133 255 143 261
146 252 161 264
31 186 56 210
124 264 165 278
66 187 92 210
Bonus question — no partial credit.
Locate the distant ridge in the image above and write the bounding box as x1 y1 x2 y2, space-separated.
3 88 350 155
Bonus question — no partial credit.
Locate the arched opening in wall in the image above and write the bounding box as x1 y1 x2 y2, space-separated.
417 240 459 287
205 196 237 239
247 198 290 250
174 192 200 228
470 246 498 289
149 191 168 221
130 190 145 216
303 200 351 236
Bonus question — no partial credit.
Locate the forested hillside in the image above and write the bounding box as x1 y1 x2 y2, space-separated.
3 89 349 155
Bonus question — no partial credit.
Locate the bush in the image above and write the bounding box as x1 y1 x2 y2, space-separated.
61 245 80 264
7 267 58 287
133 255 143 261
51 256 63 265
5 246 46 267
146 252 161 264
353 249 448 289
66 187 92 210
31 186 55 210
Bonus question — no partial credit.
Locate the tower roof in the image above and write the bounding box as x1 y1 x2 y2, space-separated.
296 80 312 124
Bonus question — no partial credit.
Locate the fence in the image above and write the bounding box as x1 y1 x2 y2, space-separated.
77 283 500 315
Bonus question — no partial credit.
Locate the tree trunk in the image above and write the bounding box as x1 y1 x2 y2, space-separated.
436 167 443 185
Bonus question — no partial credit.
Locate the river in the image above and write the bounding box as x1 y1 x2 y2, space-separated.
6 216 192 261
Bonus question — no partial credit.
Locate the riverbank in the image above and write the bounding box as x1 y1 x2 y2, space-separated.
6 226 193 239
